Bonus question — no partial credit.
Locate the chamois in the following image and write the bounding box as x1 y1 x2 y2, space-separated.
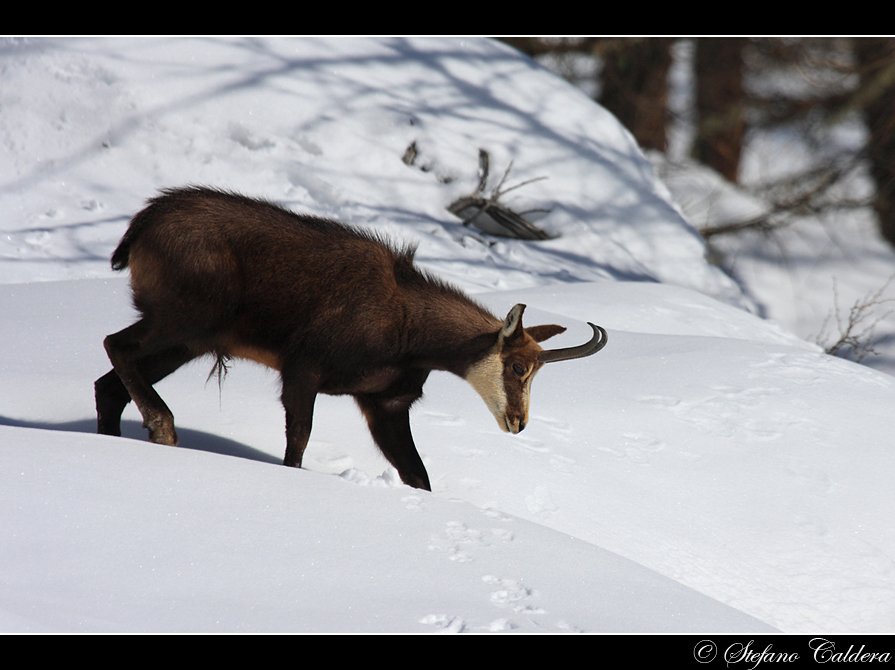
95 187 607 490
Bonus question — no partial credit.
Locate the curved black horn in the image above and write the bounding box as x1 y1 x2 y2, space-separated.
538 323 607 363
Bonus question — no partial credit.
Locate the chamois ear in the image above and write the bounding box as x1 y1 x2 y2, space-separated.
526 324 566 343
500 303 527 341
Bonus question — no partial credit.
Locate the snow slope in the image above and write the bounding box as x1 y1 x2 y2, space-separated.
1 36 892 634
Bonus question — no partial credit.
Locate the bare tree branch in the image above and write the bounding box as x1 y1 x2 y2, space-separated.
816 277 895 362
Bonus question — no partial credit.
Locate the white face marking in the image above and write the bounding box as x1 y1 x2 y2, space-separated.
464 349 510 432
520 375 532 423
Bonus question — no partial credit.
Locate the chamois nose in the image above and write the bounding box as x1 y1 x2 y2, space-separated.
504 416 526 433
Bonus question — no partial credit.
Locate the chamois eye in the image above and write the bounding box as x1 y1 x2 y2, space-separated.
512 362 526 376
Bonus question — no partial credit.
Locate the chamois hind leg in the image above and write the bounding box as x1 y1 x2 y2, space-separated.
96 343 197 438
102 319 192 446
280 366 319 468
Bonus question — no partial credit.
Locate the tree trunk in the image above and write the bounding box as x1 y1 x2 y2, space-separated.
694 37 748 183
852 37 895 247
599 38 673 152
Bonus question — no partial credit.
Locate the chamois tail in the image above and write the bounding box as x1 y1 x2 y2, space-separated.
110 197 164 271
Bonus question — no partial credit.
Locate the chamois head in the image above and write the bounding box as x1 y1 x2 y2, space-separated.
465 304 607 433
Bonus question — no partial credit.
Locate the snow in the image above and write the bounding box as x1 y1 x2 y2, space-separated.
0 35 892 634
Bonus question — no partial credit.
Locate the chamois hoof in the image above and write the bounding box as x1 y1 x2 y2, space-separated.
145 419 178 446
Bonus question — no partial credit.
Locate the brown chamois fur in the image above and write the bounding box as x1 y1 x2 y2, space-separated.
95 187 606 490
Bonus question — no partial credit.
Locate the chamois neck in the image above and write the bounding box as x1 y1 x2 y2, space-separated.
403 288 501 375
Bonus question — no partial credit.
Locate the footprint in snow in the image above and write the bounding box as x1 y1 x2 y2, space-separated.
427 519 516 562
483 575 545 614
525 485 558 514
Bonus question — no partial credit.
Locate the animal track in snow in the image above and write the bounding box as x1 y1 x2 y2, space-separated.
338 467 401 487
427 519 515 563
419 613 519 633
422 511 587 633
419 614 467 633
481 507 513 522
401 494 425 511
483 575 545 614
525 485 558 515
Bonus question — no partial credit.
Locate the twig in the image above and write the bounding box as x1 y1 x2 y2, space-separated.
817 277 895 362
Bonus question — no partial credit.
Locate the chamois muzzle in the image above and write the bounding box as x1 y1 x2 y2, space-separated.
537 323 607 364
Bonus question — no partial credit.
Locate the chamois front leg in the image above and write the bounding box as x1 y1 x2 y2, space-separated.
355 370 431 490
280 368 319 468
356 397 431 491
